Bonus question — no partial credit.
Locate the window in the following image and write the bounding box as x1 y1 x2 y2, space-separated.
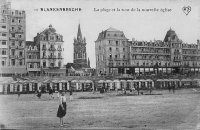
2 40 6 45
18 34 22 38
109 54 112 59
11 34 15 38
1 18 5 23
58 53 61 58
30 64 33 68
50 36 54 40
12 19 14 23
1 61 5 66
123 55 125 58
18 19 21 23
58 61 62 67
116 48 119 51
2 50 6 55
50 63 54 67
19 41 22 46
11 59 15 66
28 55 31 59
115 55 117 58
11 50 15 55
19 51 23 56
123 48 125 52
2 25 6 29
116 41 118 46
109 47 112 51
19 60 23 66
11 41 15 46
2 33 6 37
43 62 46 68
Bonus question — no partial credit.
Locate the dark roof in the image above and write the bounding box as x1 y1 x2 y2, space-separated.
96 27 128 42
164 28 179 42
65 63 88 70
26 41 36 46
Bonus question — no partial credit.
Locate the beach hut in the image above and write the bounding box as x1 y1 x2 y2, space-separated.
120 80 127 90
84 80 93 91
139 79 146 89
60 79 68 91
181 79 194 88
71 80 80 91
127 80 133 90
113 80 120 90
105 80 112 91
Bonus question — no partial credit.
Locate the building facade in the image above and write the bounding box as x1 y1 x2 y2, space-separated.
95 27 129 75
26 25 65 76
95 27 200 76
25 41 40 76
0 1 26 76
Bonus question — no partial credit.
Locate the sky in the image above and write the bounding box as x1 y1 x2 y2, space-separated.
7 0 200 68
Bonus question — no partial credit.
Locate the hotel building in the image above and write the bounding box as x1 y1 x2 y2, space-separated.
0 1 26 76
26 25 65 76
95 27 200 76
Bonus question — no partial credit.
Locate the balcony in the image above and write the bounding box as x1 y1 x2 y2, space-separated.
173 59 182 62
48 48 56 51
57 48 62 51
58 56 63 59
27 68 41 72
42 47 47 50
26 59 40 62
42 56 47 59
48 55 56 59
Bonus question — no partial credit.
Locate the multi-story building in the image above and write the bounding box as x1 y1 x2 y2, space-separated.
29 24 65 76
95 27 129 75
0 1 26 76
26 41 40 76
95 27 200 76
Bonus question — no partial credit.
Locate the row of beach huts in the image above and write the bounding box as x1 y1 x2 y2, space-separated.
0 77 200 94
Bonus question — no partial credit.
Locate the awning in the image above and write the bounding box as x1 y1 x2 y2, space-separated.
43 68 66 74
0 67 27 74
0 77 15 84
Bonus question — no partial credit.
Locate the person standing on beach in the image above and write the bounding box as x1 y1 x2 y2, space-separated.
69 89 73 101
57 91 67 127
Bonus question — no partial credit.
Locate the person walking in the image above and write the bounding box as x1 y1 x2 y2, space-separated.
57 91 67 127
69 89 73 101
49 87 54 99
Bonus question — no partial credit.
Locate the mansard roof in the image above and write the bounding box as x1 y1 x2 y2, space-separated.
105 27 121 32
164 28 179 42
96 27 128 42
41 24 56 34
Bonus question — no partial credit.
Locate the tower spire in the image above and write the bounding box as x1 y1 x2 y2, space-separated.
77 23 82 40
87 58 90 68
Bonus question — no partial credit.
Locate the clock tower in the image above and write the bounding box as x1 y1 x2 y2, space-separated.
73 24 89 68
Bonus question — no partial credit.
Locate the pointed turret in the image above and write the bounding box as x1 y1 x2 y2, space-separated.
87 58 90 68
77 24 82 41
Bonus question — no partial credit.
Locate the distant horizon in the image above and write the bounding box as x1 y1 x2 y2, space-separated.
8 0 200 68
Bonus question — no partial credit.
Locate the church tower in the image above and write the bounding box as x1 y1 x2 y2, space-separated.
73 24 88 68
